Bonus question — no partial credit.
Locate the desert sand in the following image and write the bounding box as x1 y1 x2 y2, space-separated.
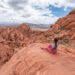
0 9 75 75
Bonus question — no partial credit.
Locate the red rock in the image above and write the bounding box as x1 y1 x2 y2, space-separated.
71 34 75 40
17 23 30 32
48 9 75 43
0 43 75 75
0 9 75 75
0 44 14 68
68 9 75 15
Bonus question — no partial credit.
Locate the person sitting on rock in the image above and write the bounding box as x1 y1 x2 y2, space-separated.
40 38 59 54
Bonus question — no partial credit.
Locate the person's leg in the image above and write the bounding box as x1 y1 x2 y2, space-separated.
41 44 52 50
40 47 49 50
43 47 48 50
48 45 52 48
47 49 57 54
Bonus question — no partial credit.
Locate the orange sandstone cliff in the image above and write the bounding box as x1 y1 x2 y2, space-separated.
48 9 75 43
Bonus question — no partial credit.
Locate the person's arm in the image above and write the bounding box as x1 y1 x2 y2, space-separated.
51 47 56 50
51 44 57 50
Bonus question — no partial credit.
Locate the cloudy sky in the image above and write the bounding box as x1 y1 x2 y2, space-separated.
0 0 75 25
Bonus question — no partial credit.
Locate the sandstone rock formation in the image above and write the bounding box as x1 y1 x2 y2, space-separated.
48 9 75 43
0 9 75 75
0 43 75 75
0 24 46 68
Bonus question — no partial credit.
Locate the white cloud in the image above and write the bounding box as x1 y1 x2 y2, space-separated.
0 0 75 24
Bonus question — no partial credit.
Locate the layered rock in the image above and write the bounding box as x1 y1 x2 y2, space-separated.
48 9 75 43
0 24 46 68
0 43 75 75
0 44 14 68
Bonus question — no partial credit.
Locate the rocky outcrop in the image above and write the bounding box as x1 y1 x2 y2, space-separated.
0 24 46 68
0 44 14 68
48 9 75 44
0 43 75 75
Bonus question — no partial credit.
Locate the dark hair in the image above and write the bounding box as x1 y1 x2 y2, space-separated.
54 38 58 43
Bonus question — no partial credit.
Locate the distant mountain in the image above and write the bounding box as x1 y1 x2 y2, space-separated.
0 22 50 28
22 23 50 30
23 22 49 26
0 22 20 27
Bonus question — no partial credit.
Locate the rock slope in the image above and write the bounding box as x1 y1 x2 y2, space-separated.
0 43 75 75
48 9 75 43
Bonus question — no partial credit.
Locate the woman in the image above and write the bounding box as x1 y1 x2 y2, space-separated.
41 38 59 54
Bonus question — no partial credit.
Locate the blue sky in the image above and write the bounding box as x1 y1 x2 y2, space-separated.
48 6 74 17
0 0 75 25
34 5 74 17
